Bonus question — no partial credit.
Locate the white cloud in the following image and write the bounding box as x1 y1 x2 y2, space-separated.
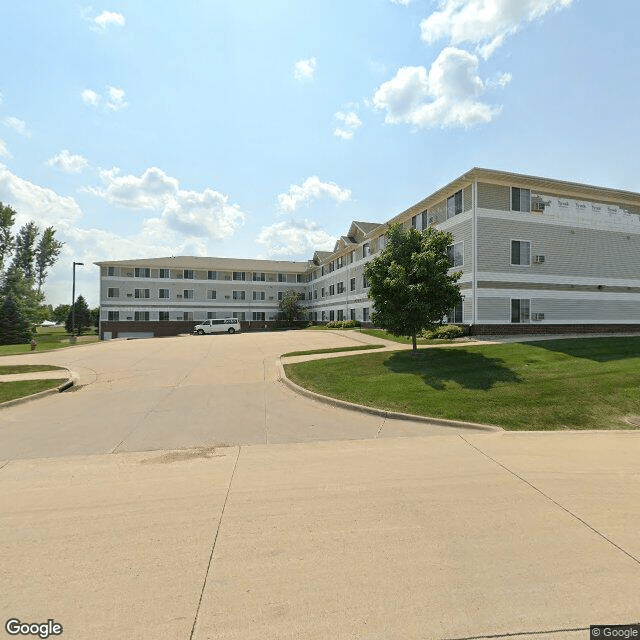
46 150 89 174
333 110 362 140
92 10 125 30
106 86 128 111
256 219 335 257
420 0 573 59
372 47 503 129
87 166 245 241
81 89 101 106
0 139 10 158
390 0 411 4
294 57 317 81
277 176 352 213
3 116 30 137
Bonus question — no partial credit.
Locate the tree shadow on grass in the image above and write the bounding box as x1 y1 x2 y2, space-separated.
383 348 521 391
525 336 640 362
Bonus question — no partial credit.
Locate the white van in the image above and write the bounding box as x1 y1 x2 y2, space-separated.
193 318 241 335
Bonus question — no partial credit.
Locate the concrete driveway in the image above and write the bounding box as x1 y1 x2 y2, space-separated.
1 332 639 639
0 330 477 460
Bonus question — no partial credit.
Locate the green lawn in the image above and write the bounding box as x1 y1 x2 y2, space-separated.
0 326 99 356
0 379 63 403
282 345 383 357
284 337 640 430
0 365 64 374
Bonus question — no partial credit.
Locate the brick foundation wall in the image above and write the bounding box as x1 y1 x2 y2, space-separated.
469 324 640 336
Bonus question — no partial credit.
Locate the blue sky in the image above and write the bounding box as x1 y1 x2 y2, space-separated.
0 0 638 307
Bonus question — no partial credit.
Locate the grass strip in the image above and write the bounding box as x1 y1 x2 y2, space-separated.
0 379 63 403
0 365 64 374
282 344 384 357
284 337 640 431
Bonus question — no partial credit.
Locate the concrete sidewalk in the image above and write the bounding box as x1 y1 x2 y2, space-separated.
2 431 638 639
0 370 71 382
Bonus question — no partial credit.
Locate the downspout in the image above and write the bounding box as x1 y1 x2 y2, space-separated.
472 180 478 328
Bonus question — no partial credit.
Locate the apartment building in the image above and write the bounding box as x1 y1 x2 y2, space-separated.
97 168 640 338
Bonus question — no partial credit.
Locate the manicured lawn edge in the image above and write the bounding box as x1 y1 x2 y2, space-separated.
281 345 383 357
0 376 74 407
276 358 500 432
0 365 64 375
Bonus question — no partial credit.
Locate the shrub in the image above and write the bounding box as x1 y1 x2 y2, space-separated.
421 324 467 339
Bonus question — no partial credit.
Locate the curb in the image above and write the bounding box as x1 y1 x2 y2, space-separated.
0 369 76 409
276 358 501 433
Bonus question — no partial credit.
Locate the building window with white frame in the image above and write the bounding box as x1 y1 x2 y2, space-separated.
511 299 530 323
447 190 463 219
159 268 170 278
329 310 334 321
134 288 150 299
207 290 217 300
350 309 356 321
337 309 344 321
253 291 265 300
337 282 344 294
411 215 417 229
363 307 370 322
511 240 531 266
363 275 369 289
207 312 216 319
107 287 119 298
253 272 265 281
134 267 150 278
233 312 246 321
253 312 265 321
183 289 194 299
511 187 531 213
329 284 335 296
208 271 217 280
183 311 194 321
183 269 194 279
107 266 117 276
159 288 170 299
159 311 170 321
232 290 246 300
277 291 284 301
421 210 429 229
107 311 119 321
447 242 464 267
448 301 463 323
362 243 371 258
134 311 150 321
278 273 286 282
350 278 356 292
233 271 246 281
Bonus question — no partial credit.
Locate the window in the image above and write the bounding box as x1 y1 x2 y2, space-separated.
159 269 170 278
511 240 531 266
511 299 530 324
322 311 326 321
448 301 463 323
207 312 216 319
337 310 344 321
350 278 356 292
447 242 464 267
336 256 344 269
363 308 370 322
511 187 531 213
337 282 344 294
159 311 170 321
253 291 265 300
107 266 117 276
329 310 335 321
183 269 194 279
183 289 194 299
300 292 306 301
329 285 335 296
447 190 463 219
421 210 429 229
363 275 369 289
411 215 418 229
134 311 150 321
207 290 217 300
253 272 265 281
107 311 119 321
232 290 246 300
277 291 284 301
208 271 217 280
134 267 150 278
253 312 266 321
349 250 355 264
183 312 194 321
134 288 150 299
233 312 245 321
321 266 325 276
159 288 170 299
278 273 286 282
321 288 325 297
350 309 356 321
297 274 304 283
233 271 246 281
314 289 317 299
107 287 119 298
328 261 334 273
362 243 371 258
378 235 387 251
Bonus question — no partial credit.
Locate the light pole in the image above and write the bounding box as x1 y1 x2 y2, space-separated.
71 261 84 336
